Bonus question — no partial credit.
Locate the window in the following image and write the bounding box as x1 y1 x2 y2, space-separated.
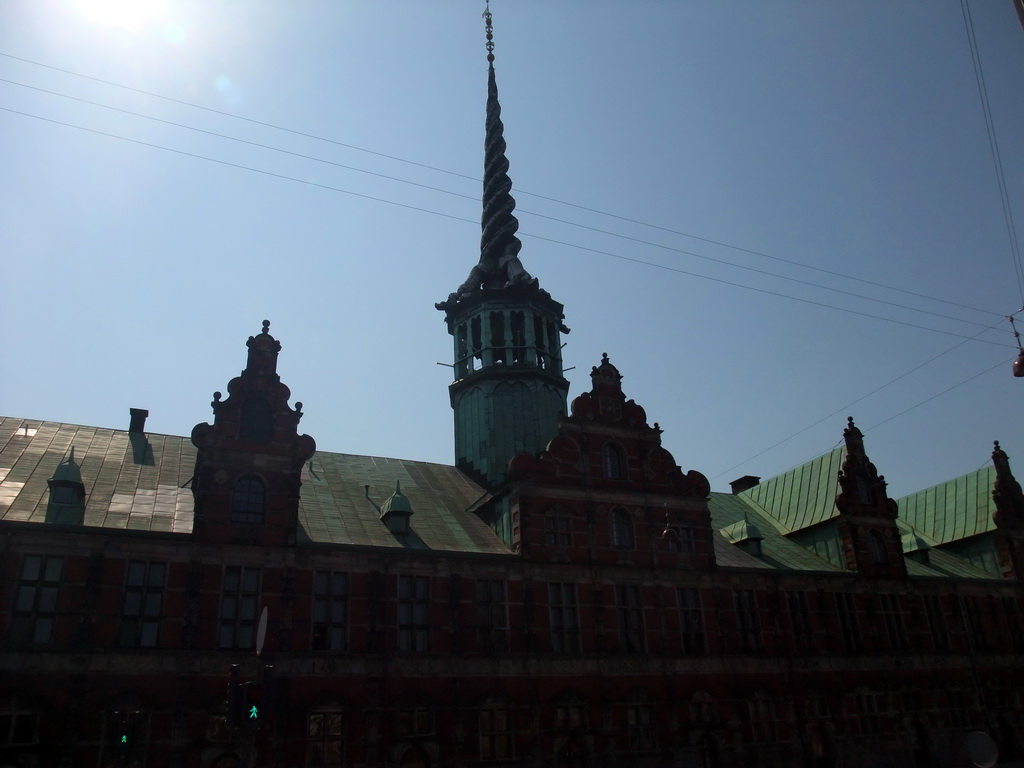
398 575 430 652
490 312 506 364
867 529 887 565
555 702 587 731
945 689 973 729
924 595 949 651
835 592 861 653
479 703 514 761
670 524 696 554
50 485 77 505
689 692 715 726
878 593 907 651
533 315 548 369
545 515 571 548
396 707 432 736
0 711 39 745
1002 596 1024 650
119 561 166 647
734 589 761 651
312 571 348 652
10 555 62 645
617 585 645 653
749 696 782 744
231 476 266 524
626 701 656 751
219 566 260 650
611 508 634 549
549 582 581 653
962 595 989 651
510 311 526 364
678 588 706 653
846 691 886 735
306 711 345 767
603 443 627 480
787 591 813 652
475 579 509 653
239 398 273 442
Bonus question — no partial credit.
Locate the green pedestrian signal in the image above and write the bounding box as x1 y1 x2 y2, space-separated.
121 734 127 743
249 705 258 719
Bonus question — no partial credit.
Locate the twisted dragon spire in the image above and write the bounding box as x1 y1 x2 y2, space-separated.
447 4 536 300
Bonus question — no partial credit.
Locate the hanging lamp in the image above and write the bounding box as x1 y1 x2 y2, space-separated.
1010 310 1024 377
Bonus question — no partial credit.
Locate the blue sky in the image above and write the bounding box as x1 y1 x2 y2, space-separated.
2 0 1023 497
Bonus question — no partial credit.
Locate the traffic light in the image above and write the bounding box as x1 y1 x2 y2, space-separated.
227 664 242 727
108 710 143 767
243 681 264 725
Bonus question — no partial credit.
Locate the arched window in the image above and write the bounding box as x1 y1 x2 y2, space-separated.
602 443 627 481
868 529 888 565
239 398 273 442
611 508 634 549
231 476 266 524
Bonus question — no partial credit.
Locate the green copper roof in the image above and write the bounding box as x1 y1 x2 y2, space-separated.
896 465 997 545
0 417 507 554
737 447 845 533
0 416 1009 577
707 492 842 572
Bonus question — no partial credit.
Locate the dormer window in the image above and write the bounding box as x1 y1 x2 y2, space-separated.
603 442 627 480
50 485 78 505
46 448 86 525
231 476 266 524
239 398 273 442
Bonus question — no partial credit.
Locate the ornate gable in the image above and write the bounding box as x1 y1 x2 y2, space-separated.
190 321 316 546
834 418 906 578
508 355 713 568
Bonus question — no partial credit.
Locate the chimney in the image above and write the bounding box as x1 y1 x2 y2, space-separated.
730 475 761 495
129 408 149 434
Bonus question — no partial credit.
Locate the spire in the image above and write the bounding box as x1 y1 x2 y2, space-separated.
448 4 535 300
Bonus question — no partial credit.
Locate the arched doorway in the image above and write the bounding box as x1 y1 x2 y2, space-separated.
399 745 429 768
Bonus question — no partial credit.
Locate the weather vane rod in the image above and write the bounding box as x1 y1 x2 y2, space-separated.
483 2 494 63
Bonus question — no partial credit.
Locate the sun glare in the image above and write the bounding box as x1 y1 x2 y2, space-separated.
76 0 169 30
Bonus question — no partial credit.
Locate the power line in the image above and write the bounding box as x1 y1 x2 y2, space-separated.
710 319 1008 481
2 104 1014 348
2 105 1015 352
0 75 1005 333
0 50 1004 321
960 0 1024 305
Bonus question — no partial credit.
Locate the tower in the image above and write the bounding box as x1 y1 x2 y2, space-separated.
437 6 569 489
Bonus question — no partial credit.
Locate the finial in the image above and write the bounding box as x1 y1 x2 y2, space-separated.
996 440 1003 452
483 2 494 63
262 319 270 335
